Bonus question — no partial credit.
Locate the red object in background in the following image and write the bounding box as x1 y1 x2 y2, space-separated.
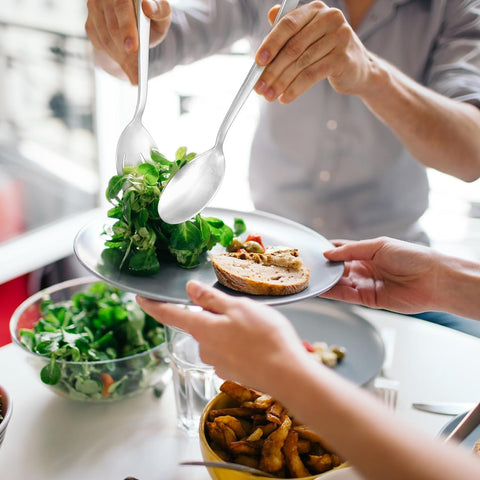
0 172 29 346
0 172 24 243
0 276 29 346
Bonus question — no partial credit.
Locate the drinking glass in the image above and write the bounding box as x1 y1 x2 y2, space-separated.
165 325 220 435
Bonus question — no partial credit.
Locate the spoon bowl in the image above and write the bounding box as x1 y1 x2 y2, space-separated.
158 0 299 224
158 145 225 223
116 119 156 174
116 0 156 174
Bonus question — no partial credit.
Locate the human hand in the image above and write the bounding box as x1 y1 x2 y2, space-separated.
136 281 310 392
254 1 378 104
85 0 171 84
320 237 444 314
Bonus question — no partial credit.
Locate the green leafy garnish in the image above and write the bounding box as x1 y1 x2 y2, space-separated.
19 282 167 401
103 147 244 275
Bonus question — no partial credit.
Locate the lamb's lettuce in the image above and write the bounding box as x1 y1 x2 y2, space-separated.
103 147 245 275
19 282 167 401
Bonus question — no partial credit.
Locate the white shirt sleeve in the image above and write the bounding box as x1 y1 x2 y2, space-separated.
424 0 480 107
149 0 273 78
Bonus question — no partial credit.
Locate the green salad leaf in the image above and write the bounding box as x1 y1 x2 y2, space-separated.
19 282 167 401
103 147 245 275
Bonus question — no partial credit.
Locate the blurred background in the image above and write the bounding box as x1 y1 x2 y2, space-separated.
0 0 479 346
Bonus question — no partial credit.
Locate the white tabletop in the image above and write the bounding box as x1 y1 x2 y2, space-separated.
1 305 480 480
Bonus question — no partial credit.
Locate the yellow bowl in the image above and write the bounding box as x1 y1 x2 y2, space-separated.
199 392 349 480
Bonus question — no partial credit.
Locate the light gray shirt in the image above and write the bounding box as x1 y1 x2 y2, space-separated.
150 0 480 243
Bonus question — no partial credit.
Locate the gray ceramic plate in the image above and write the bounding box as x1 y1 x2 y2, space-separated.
74 207 344 306
277 297 385 386
439 411 480 450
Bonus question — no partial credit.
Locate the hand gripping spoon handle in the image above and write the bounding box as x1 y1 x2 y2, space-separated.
215 0 300 147
158 0 299 224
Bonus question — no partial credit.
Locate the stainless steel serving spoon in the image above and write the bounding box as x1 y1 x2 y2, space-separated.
116 0 157 174
158 0 300 224
180 460 275 478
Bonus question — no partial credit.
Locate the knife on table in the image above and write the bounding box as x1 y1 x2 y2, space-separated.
445 402 480 442
412 402 476 416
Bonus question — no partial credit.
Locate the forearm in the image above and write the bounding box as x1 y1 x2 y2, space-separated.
434 254 480 320
360 55 480 182
270 360 480 480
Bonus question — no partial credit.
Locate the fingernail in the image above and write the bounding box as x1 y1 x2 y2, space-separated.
124 37 134 52
186 280 202 299
257 50 270 65
147 0 158 14
265 87 275 101
256 80 266 94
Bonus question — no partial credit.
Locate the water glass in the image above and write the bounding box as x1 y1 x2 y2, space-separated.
165 325 220 435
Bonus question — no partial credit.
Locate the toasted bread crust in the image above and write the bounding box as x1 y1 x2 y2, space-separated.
211 249 310 296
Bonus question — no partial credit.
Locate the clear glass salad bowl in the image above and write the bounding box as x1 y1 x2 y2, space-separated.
10 277 170 403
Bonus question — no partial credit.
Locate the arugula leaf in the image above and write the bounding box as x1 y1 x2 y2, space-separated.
234 217 247 237
102 147 244 275
41 357 62 385
128 248 160 275
105 175 125 203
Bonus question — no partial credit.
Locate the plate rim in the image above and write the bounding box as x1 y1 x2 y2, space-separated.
438 410 480 449
74 207 345 306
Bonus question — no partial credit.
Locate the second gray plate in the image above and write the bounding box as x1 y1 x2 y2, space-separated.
277 297 385 386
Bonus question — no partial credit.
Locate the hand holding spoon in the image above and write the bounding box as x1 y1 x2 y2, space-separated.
158 0 300 224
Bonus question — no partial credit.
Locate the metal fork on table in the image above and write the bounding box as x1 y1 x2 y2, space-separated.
373 327 400 410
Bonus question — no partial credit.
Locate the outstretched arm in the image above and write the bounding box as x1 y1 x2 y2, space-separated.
321 236 480 321
137 281 480 480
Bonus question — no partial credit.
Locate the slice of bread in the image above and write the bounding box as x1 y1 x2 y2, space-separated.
211 248 310 296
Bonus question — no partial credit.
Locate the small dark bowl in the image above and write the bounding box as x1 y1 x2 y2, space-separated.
0 384 13 448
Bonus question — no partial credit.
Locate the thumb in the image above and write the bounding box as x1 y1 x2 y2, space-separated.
143 0 171 21
323 238 384 262
186 281 237 315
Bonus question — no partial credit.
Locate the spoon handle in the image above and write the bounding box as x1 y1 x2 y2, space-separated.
215 0 300 145
134 0 150 120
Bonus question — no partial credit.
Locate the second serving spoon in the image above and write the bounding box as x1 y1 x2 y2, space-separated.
158 0 300 224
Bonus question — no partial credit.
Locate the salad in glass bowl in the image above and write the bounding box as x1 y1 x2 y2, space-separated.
10 277 170 402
